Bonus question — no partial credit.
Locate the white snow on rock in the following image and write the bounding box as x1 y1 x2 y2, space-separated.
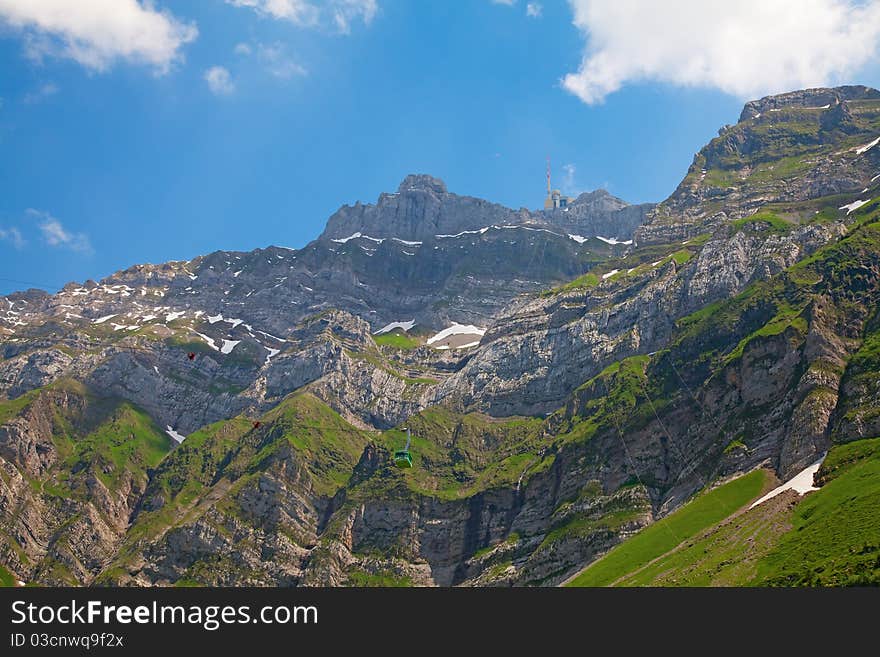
456 341 481 349
596 236 634 246
436 227 490 238
427 323 487 345
871 174 879 183
193 332 219 350
92 314 116 324
374 319 416 335
749 455 826 509
165 426 187 444
165 311 185 322
392 238 423 246
839 199 869 215
220 339 240 354
567 234 588 244
255 329 286 342
602 269 619 279
264 347 281 364
153 366 160 374
499 224 561 236
141 314 157 322
331 232 385 244
223 317 243 328
855 136 880 155
233 270 242 278
207 314 223 324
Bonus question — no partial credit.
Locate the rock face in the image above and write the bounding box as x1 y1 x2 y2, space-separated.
1 85 880 587
738 85 880 121
544 189 653 239
321 174 651 243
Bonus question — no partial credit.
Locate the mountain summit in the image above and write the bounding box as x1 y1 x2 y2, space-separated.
321 174 651 243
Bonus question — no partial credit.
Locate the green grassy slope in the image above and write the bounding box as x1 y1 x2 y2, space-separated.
0 380 173 498
373 331 421 350
755 437 880 586
369 407 547 501
566 469 768 586
578 437 880 586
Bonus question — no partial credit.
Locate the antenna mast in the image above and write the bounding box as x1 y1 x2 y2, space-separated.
546 156 552 195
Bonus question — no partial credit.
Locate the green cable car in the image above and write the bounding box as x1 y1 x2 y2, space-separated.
393 427 413 468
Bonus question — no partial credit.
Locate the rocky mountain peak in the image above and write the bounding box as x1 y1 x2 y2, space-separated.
570 189 628 212
397 174 448 195
738 85 880 122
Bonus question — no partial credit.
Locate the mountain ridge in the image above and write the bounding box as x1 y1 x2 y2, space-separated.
1 85 879 587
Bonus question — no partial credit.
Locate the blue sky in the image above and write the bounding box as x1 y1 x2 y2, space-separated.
1 0 880 294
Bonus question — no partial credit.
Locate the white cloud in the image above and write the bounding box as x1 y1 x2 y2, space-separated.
526 3 542 18
257 42 307 78
225 0 376 33
563 0 880 104
226 0 319 25
0 226 25 249
204 66 235 95
236 41 307 79
0 0 198 74
22 81 58 104
491 0 517 5
331 0 377 34
562 164 584 196
28 210 93 253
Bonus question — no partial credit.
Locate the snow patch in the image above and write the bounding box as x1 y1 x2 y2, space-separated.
839 199 868 215
392 237 423 246
220 339 240 355
436 227 490 238
165 426 187 444
455 341 480 349
602 269 619 280
855 136 880 155
427 323 487 346
255 329 286 342
165 311 185 322
374 319 416 335
749 455 826 509
233 270 242 278
331 232 385 244
193 332 218 350
567 234 588 244
264 347 281 364
207 314 223 324
595 236 633 246
92 314 116 324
